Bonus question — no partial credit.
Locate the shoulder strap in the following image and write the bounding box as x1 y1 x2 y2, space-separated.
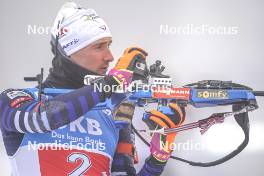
132 103 251 167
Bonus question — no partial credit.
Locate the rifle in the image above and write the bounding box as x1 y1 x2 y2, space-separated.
113 60 263 167
126 78 263 166
24 65 264 167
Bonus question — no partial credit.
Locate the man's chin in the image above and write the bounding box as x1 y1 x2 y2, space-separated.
97 68 107 75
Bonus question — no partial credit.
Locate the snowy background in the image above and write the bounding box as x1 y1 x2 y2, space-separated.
1 0 264 175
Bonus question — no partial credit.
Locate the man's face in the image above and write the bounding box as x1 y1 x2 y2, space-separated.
70 37 114 75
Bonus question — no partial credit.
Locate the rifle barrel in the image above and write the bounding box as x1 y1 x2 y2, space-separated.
24 77 38 81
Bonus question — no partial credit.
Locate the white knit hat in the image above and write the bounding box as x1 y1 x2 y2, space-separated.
51 2 112 56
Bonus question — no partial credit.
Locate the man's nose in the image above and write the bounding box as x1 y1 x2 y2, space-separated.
104 48 114 62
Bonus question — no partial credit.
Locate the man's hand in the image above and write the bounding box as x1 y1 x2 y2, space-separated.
143 103 186 163
114 47 148 72
108 47 149 87
108 69 133 89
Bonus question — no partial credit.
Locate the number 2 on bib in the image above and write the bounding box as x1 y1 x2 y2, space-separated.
67 152 91 176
